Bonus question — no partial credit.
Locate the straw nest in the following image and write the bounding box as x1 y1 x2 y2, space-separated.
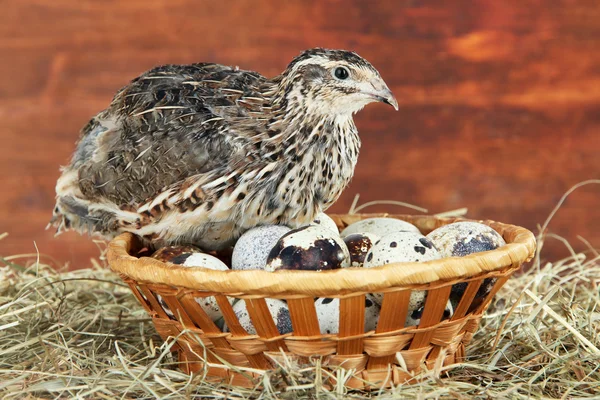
2 185 600 398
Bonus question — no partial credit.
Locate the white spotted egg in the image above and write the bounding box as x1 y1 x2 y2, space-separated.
265 225 350 272
340 217 420 238
364 231 440 267
310 212 339 234
152 246 231 322
364 232 441 304
179 252 230 270
232 225 291 270
426 221 506 258
315 294 380 335
152 245 204 263
426 222 506 308
343 232 379 267
226 298 293 335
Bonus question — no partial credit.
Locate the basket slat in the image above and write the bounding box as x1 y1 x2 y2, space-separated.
471 274 511 315
337 295 366 355
366 290 411 370
425 319 468 366
244 299 289 352
218 298 278 369
409 286 452 349
287 298 321 336
138 286 170 319
160 294 195 326
377 290 411 333
285 338 337 357
127 283 153 314
178 331 224 368
179 293 231 349
216 296 245 335
451 280 484 320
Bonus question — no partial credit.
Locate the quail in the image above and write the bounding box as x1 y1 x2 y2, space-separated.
50 48 398 250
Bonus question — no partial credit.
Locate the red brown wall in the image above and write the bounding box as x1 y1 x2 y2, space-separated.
1 0 599 267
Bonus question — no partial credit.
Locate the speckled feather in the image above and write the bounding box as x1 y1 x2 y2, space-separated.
51 48 396 249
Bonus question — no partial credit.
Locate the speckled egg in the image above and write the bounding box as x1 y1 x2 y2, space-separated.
340 217 420 238
310 212 339 234
153 248 231 322
231 225 291 271
315 294 380 334
364 232 441 304
176 252 230 270
343 232 379 267
405 299 454 327
426 222 506 310
265 226 351 272
152 245 204 263
426 222 506 258
227 298 293 335
364 232 440 267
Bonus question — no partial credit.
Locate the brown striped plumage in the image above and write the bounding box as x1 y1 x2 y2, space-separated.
50 48 397 250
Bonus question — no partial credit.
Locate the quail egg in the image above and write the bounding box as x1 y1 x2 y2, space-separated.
152 245 204 263
341 217 420 238
265 226 350 271
226 298 293 335
310 212 339 234
426 222 506 258
343 232 379 267
405 299 454 327
363 232 440 267
232 225 291 270
152 247 231 322
315 294 380 334
177 252 230 270
427 222 506 310
364 232 441 304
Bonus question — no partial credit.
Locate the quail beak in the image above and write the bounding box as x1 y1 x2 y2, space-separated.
379 90 398 111
365 84 398 111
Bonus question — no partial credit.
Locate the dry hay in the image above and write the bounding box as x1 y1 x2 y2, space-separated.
1 185 600 399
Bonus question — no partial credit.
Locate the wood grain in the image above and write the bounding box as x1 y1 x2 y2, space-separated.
1 0 599 268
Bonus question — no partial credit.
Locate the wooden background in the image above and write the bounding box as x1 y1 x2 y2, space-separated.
1 0 599 268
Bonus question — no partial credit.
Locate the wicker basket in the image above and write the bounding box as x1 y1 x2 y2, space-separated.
107 213 536 389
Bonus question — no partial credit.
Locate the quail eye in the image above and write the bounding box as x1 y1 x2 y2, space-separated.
333 67 349 80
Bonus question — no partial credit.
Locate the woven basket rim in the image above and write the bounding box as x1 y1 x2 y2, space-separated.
107 213 536 296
